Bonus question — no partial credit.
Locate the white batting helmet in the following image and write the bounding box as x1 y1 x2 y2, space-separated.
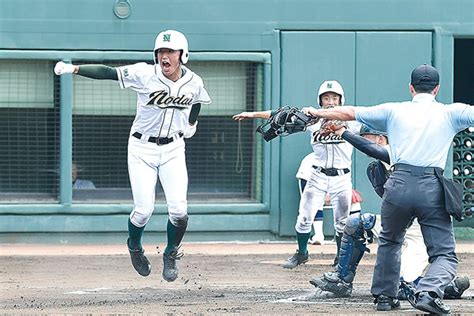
153 30 189 64
317 80 345 106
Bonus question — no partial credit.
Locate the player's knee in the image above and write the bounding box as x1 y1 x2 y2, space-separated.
130 209 152 227
168 200 188 226
344 214 361 235
295 215 312 233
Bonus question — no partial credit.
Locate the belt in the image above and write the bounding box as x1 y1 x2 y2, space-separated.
393 163 443 175
312 166 350 177
133 132 184 146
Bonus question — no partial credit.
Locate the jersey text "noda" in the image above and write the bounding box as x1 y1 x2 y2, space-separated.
147 90 193 108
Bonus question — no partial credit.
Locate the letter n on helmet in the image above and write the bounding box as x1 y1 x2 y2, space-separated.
317 80 345 106
154 30 189 64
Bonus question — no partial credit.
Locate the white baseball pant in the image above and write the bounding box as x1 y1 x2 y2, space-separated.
295 169 352 235
128 135 188 228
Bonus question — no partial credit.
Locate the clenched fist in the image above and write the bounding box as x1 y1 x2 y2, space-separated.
319 119 347 136
54 61 77 75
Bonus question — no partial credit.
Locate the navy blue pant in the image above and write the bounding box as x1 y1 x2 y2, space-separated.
371 165 458 299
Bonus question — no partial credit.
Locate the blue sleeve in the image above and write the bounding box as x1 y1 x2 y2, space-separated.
448 103 474 132
341 130 390 164
354 104 393 132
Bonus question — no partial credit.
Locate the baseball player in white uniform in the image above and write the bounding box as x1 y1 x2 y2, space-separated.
297 154 364 246
296 153 325 245
233 80 360 268
54 30 211 282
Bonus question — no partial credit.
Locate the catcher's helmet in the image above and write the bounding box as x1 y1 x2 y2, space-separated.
317 80 345 107
154 30 189 64
359 125 387 137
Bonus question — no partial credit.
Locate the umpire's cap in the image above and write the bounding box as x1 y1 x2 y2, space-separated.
411 64 439 87
360 125 387 137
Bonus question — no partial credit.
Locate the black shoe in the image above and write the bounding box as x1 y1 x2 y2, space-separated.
162 246 184 282
444 276 470 299
416 291 451 315
375 295 401 311
282 250 309 269
127 238 151 277
310 272 353 297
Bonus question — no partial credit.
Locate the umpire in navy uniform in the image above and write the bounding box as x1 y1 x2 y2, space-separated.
303 64 474 314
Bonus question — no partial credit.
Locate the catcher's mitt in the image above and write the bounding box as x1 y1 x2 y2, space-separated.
256 106 319 142
319 119 347 136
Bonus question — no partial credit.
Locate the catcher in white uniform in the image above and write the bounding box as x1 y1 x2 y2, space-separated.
54 30 211 282
233 80 360 268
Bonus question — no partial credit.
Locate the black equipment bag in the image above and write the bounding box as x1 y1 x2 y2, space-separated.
434 168 464 222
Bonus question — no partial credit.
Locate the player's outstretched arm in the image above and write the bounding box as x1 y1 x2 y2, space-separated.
54 61 118 81
339 129 390 164
302 106 356 121
232 110 271 121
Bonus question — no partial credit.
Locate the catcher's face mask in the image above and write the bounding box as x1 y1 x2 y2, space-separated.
256 107 318 142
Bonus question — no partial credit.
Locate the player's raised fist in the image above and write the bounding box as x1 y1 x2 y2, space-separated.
54 61 76 75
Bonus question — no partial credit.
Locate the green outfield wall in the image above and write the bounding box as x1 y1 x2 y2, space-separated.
0 0 472 242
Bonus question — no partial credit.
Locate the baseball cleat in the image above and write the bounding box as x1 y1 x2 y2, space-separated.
309 272 353 297
162 246 184 282
415 291 451 315
127 239 151 277
375 295 401 311
444 276 470 299
283 250 309 269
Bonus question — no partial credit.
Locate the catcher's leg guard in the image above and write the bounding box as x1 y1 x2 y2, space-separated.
337 214 372 283
311 213 374 296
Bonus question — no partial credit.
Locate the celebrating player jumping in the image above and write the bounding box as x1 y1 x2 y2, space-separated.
54 30 211 282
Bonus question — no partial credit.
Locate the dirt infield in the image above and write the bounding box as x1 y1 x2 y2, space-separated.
1 242 473 314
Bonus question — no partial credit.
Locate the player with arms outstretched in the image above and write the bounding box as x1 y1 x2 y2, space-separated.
234 81 360 268
54 30 211 282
